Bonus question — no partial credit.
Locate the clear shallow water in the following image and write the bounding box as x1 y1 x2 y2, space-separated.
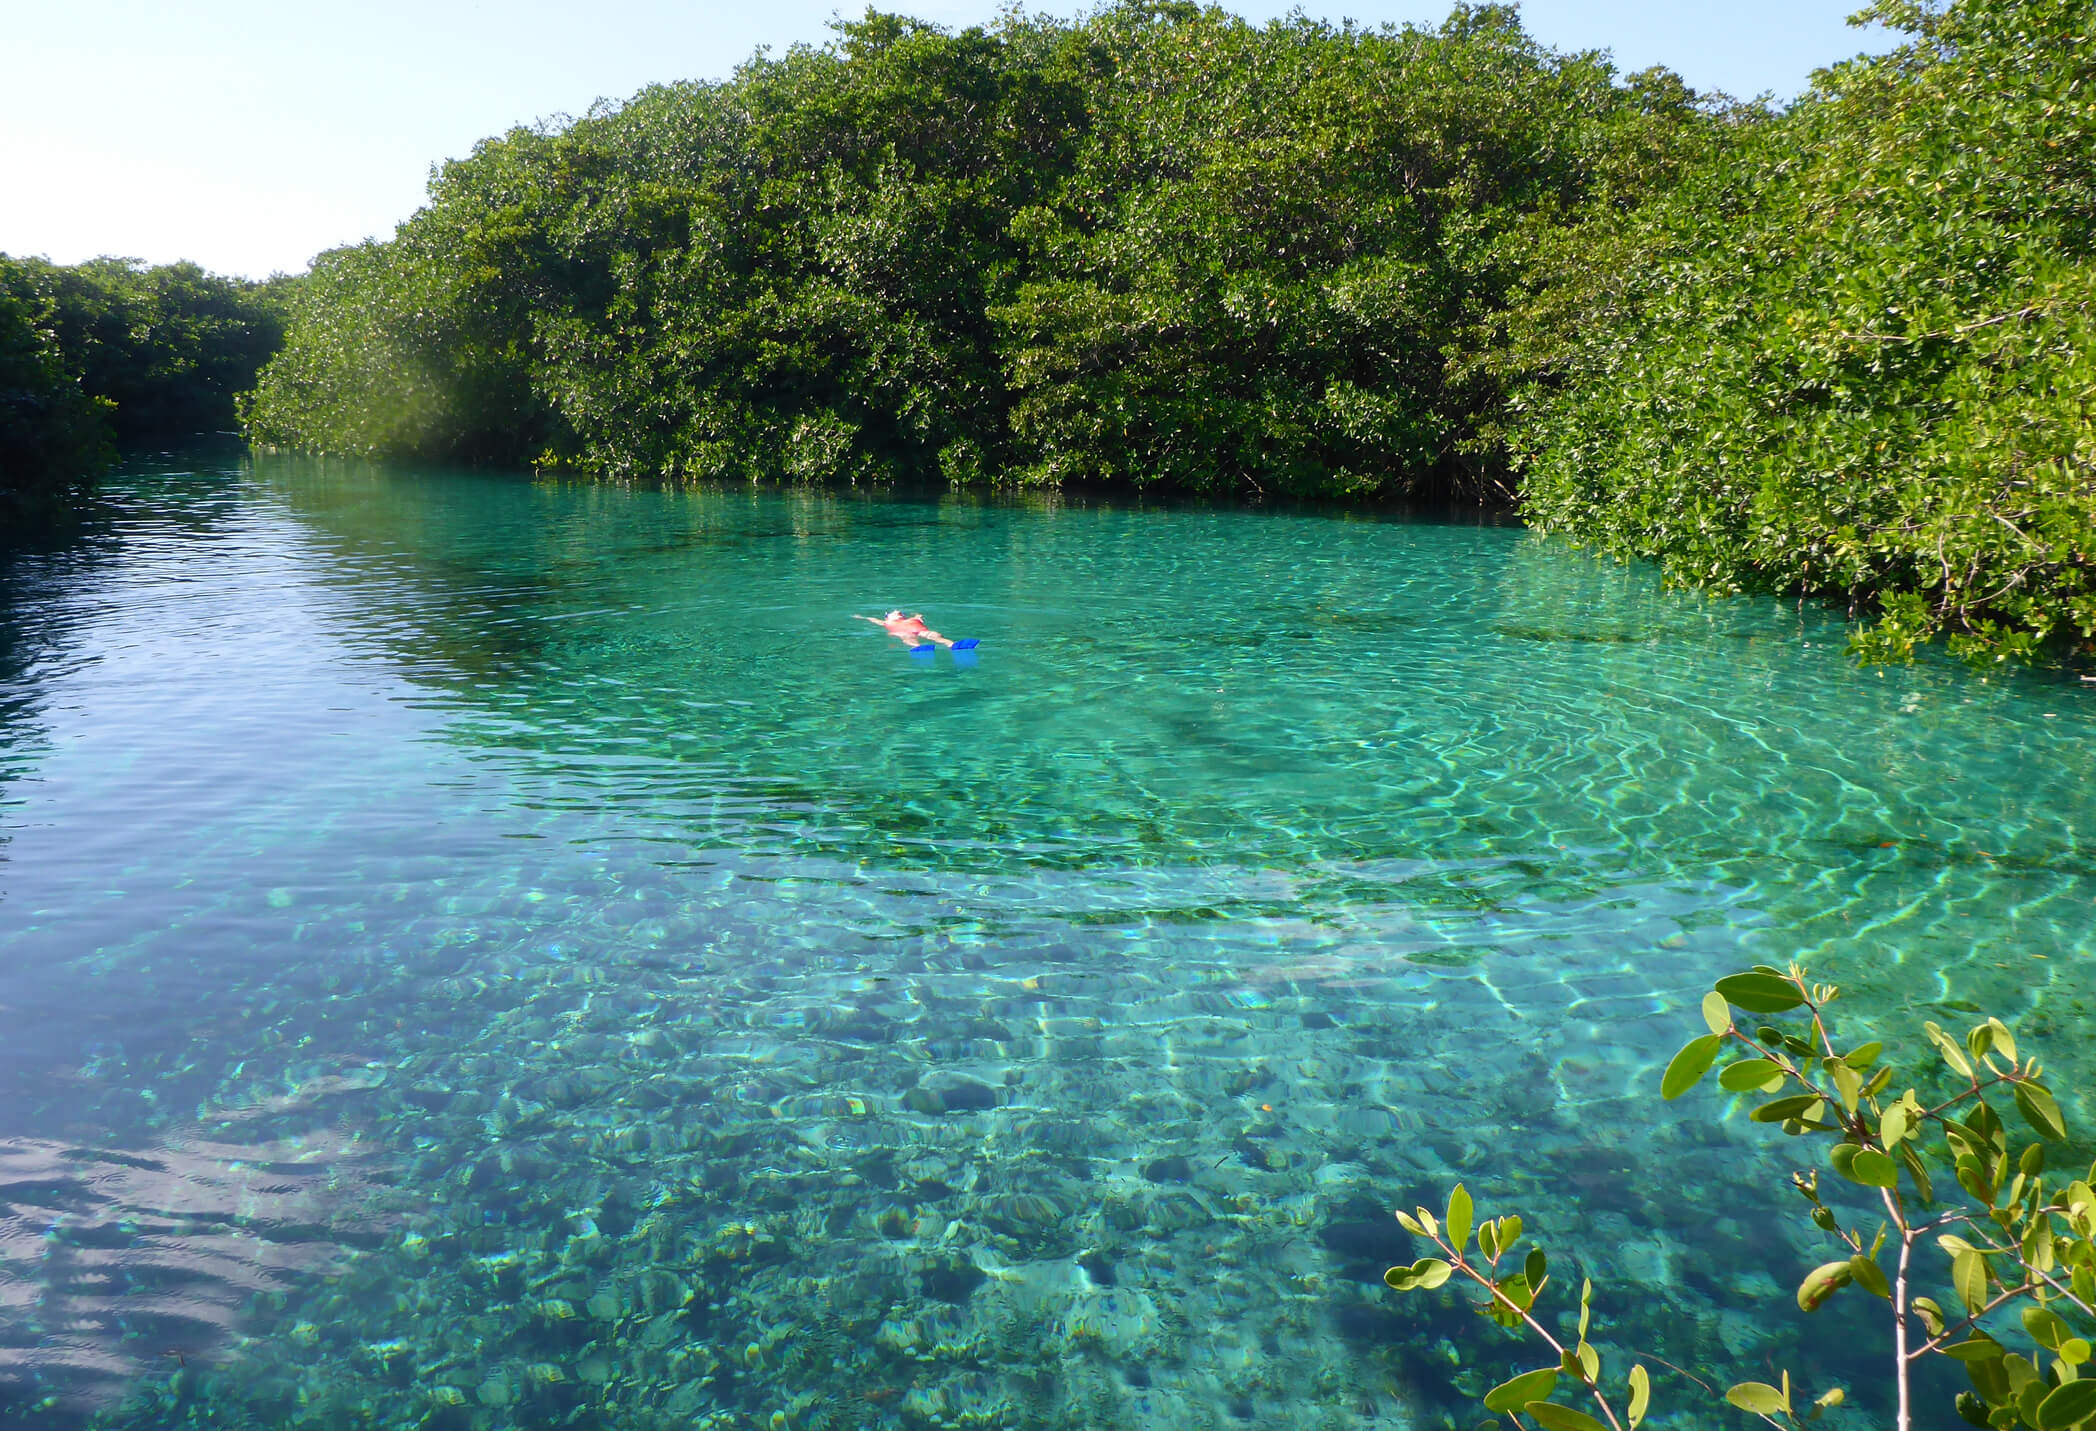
1 451 2092 1429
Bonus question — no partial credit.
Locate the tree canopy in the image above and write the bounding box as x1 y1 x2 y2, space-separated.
0 262 113 512
241 3 1701 502
0 255 283 513
1515 0 2096 660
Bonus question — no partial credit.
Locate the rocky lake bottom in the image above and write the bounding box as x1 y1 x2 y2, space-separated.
2 455 2091 1429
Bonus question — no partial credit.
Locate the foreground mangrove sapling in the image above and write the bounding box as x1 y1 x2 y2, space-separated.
1384 964 2096 1430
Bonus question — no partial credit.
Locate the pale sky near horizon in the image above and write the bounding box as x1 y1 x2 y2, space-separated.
1 1 1894 280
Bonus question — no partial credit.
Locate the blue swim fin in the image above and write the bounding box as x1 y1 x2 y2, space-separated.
910 643 936 656
951 638 980 650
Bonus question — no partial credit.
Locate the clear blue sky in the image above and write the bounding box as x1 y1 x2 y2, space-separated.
1 1 1895 280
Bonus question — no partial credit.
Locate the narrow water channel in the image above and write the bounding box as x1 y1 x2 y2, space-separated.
1 451 2089 1429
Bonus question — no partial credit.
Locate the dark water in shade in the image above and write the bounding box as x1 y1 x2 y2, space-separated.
0 450 2089 1429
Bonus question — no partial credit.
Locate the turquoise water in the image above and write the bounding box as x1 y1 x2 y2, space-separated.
2 451 2092 1429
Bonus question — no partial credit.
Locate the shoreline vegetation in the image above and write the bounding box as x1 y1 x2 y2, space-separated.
6 0 2092 664
0 256 284 511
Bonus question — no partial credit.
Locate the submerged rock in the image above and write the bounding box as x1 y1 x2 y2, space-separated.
978 1192 1073 1257
1142 1155 1195 1184
902 1076 1001 1114
919 1256 988 1305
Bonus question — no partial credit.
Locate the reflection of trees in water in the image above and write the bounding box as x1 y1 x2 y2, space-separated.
0 498 115 896
0 447 253 895
248 452 985 684
246 456 1096 863
1489 528 1816 649
251 457 1555 878
1 448 400 1422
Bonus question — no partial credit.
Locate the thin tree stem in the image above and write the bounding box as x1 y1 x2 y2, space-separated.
1891 1217 1913 1431
1917 1074 2013 1121
1906 1283 2030 1358
2024 1264 2096 1323
1439 1243 1628 1431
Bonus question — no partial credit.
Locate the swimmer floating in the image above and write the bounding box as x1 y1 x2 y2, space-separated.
854 610 980 653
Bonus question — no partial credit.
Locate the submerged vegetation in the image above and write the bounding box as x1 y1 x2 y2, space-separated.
0 255 283 513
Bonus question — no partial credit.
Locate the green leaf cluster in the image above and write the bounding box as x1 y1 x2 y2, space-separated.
1385 962 2096 1431
1389 1187 1651 1430
0 258 113 512
989 4 1689 496
0 253 284 509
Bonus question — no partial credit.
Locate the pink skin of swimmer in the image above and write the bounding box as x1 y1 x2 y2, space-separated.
855 610 954 647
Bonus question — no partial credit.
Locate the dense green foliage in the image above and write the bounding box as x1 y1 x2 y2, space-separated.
242 3 1694 497
988 7 1700 494
240 0 2096 657
247 14 1096 478
1517 0 2096 659
0 263 113 511
0 255 284 511
29 257 288 442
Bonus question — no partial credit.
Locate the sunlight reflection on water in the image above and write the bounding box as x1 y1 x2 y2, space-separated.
0 452 2087 1428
